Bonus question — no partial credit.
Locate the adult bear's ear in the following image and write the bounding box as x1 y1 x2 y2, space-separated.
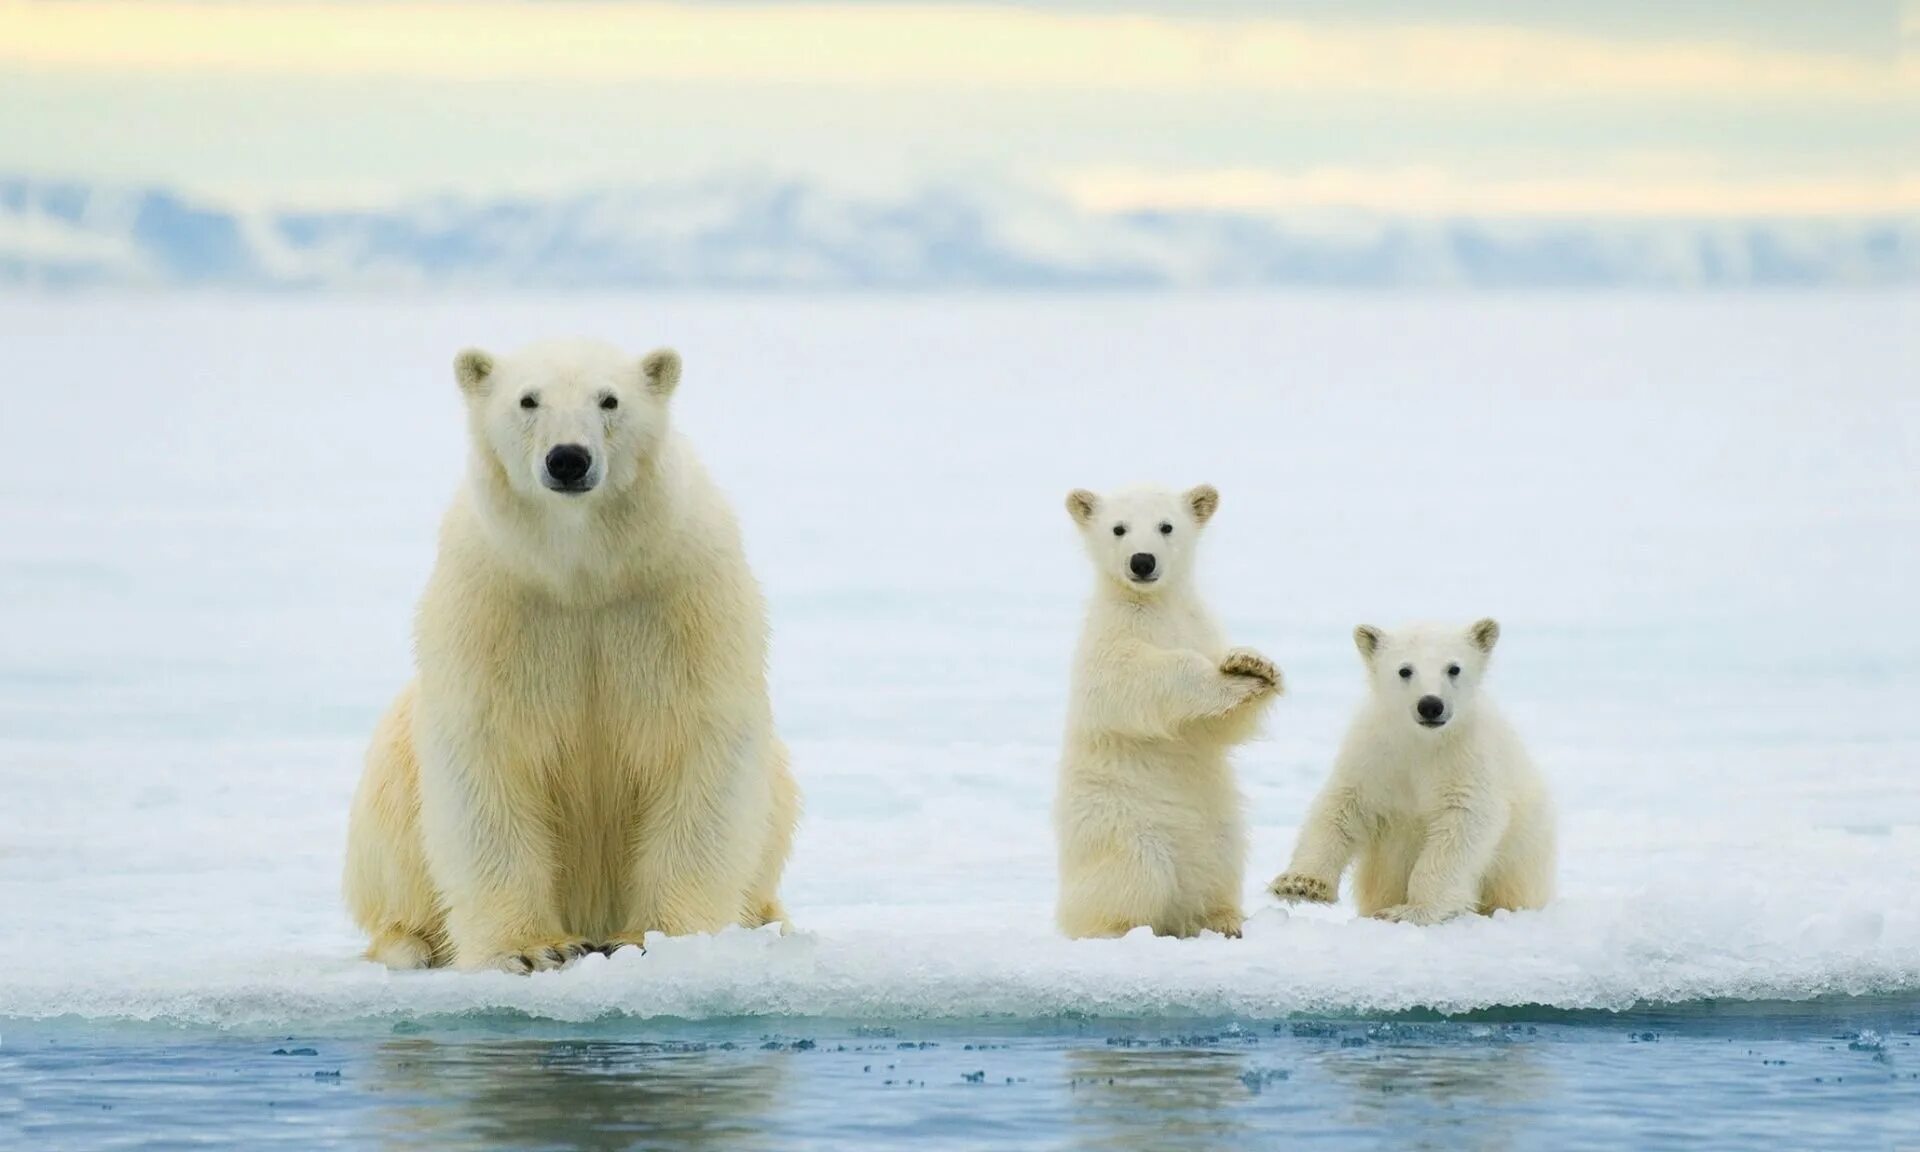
1065 489 1098 525
1469 617 1501 654
454 349 494 396
1186 484 1220 524
642 348 682 397
1354 625 1383 662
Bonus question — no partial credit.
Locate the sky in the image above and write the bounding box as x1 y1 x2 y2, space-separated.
0 0 1914 217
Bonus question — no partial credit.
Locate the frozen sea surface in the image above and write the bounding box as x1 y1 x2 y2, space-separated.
0 294 1916 1030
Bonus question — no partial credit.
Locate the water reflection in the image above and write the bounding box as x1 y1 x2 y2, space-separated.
1315 1026 1553 1152
366 1038 789 1150
1065 1045 1254 1152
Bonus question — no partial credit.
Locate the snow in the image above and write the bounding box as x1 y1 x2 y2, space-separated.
0 294 1915 1027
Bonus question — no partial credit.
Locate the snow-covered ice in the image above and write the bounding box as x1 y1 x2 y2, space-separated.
0 294 1914 1027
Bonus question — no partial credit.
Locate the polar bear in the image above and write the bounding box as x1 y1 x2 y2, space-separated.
1268 619 1554 924
1053 484 1282 940
343 338 799 972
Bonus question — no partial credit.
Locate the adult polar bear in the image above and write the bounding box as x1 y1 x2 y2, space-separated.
345 339 798 973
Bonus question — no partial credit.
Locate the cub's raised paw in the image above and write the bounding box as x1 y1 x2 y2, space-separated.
489 939 595 974
1220 648 1282 691
1268 873 1336 905
1370 904 1456 926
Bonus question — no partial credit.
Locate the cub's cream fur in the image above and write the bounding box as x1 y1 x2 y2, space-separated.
1054 484 1281 939
1269 619 1554 924
344 338 798 972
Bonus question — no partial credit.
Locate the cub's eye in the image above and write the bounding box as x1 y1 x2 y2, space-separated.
1398 665 1414 680
1447 664 1462 677
519 394 539 410
1112 525 1127 537
1159 522 1173 535
599 394 619 411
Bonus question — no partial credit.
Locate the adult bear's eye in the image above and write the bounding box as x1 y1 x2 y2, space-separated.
519 394 539 410
1159 522 1173 535
1112 525 1127 537
600 395 619 410
1447 664 1461 677
1398 665 1414 679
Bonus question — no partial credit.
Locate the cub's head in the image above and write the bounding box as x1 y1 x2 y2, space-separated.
1353 618 1501 732
454 339 682 500
1064 484 1220 595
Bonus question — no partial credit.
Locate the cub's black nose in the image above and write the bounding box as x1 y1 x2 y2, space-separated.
545 444 593 485
1128 552 1157 579
1417 695 1445 721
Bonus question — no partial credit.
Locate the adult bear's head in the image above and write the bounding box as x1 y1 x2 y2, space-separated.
454 338 681 502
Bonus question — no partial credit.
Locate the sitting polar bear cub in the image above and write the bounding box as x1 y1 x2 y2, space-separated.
1054 484 1282 940
1269 619 1554 924
343 338 799 972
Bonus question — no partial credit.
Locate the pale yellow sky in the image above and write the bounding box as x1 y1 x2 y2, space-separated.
0 0 1912 216
2 1 1905 97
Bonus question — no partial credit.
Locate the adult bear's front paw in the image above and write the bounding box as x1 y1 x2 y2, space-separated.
1268 872 1336 904
483 938 595 974
589 933 651 957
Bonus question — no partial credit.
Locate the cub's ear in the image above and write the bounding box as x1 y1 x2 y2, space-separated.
1186 484 1220 524
1469 617 1501 654
454 349 495 396
1065 489 1098 525
642 348 682 397
1354 624 1383 661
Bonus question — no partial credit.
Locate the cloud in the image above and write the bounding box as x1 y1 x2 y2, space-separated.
1056 165 1920 219
0 1 1905 101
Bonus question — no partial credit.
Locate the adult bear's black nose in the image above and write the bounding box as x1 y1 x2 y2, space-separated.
1129 552 1157 579
1417 695 1445 721
545 444 593 486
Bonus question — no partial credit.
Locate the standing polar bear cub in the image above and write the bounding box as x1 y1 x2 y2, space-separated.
344 338 798 972
1054 485 1281 940
1269 619 1554 924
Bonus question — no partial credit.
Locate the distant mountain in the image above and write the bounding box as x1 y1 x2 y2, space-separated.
2 174 1913 291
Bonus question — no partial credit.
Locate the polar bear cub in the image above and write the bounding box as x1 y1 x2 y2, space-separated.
1269 619 1554 924
1054 484 1281 939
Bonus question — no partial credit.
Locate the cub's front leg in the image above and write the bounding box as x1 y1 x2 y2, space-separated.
415 710 590 973
1085 643 1278 740
1373 790 1507 926
1269 782 1365 907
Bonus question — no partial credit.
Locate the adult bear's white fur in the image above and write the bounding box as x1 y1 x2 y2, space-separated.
1054 484 1281 939
344 338 798 972
1269 619 1554 924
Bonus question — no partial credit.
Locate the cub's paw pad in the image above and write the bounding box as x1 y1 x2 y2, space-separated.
1371 904 1453 926
1220 649 1280 688
1268 873 1336 904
